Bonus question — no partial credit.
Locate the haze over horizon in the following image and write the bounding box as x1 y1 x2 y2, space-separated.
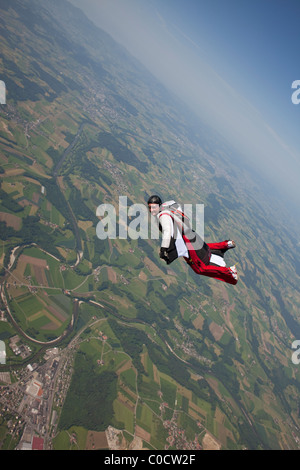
70 0 300 219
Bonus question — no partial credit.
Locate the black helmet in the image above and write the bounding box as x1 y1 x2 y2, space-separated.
147 195 162 206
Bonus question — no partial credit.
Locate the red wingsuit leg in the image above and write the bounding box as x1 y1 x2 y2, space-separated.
206 240 230 251
184 257 237 285
183 237 237 285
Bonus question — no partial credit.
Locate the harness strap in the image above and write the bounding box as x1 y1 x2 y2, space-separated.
158 211 185 233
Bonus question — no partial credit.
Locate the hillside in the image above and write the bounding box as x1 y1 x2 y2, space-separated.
0 0 300 450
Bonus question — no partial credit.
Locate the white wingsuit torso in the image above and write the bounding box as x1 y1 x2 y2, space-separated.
156 200 189 259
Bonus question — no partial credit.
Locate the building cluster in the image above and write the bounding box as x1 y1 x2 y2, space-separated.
0 348 63 450
16 353 60 450
157 396 203 450
9 335 32 360
163 411 202 450
103 160 128 193
173 321 212 366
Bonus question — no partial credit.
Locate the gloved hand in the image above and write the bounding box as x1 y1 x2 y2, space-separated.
159 247 170 264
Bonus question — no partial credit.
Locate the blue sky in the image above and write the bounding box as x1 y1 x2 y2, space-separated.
70 0 300 213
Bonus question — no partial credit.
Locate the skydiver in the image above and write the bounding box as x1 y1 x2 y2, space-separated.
147 195 238 285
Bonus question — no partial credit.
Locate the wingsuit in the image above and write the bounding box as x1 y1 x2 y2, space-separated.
148 196 238 285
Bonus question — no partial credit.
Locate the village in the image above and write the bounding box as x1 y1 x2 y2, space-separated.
0 345 74 450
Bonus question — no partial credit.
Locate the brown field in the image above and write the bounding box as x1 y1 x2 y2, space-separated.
138 270 147 281
2 168 25 177
24 176 42 186
41 321 60 331
135 425 151 443
215 406 224 423
116 358 132 376
32 192 40 204
78 220 93 231
10 261 28 285
17 199 34 209
29 205 39 216
206 377 223 399
19 255 48 268
107 267 117 283
177 384 192 401
56 247 69 260
188 406 205 423
2 181 24 197
33 265 48 286
202 432 221 450
144 256 165 277
193 313 204 330
0 121 13 138
85 431 108 450
117 392 135 411
11 255 48 287
0 212 22 230
209 321 224 341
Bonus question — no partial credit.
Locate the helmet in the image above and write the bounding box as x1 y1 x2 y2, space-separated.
147 195 162 206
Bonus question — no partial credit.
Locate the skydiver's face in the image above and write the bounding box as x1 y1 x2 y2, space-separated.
148 203 160 216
